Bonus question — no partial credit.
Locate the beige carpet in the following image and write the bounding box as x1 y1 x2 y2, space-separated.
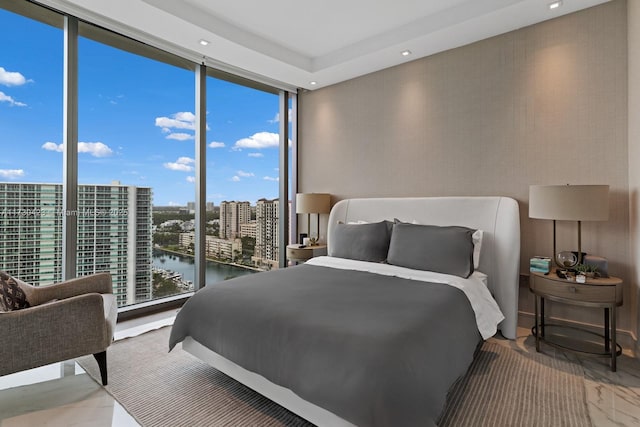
78 327 591 427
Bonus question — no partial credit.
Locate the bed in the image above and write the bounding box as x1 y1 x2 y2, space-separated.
169 196 520 427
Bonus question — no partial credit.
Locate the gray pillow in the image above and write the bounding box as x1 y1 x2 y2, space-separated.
331 221 392 262
387 223 475 278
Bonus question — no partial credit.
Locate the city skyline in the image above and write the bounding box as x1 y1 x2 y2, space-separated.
0 8 288 207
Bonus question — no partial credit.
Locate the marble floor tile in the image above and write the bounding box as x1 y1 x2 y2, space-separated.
0 370 138 427
491 327 640 427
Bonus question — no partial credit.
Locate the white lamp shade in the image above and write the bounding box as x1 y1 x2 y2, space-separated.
296 193 331 214
529 185 609 221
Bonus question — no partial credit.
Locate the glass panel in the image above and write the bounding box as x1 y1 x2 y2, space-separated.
204 75 280 278
0 6 63 285
77 26 195 307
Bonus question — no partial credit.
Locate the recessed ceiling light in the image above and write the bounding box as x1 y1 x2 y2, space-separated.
199 39 210 46
548 1 562 10
401 50 412 57
309 81 317 86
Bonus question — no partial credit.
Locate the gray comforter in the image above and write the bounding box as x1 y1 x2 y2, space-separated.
169 263 481 427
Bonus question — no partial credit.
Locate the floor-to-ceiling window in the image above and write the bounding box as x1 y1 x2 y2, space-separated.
77 22 196 306
206 74 282 275
0 3 64 286
0 0 295 309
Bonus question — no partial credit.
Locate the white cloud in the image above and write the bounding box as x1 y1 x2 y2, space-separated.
236 170 254 178
263 176 279 182
164 156 194 172
186 176 196 183
42 142 64 152
155 112 196 131
78 142 113 157
234 132 280 150
208 141 225 148
0 91 26 107
0 169 25 179
155 111 209 141
41 141 113 157
0 67 28 86
166 132 194 141
231 176 241 182
248 152 263 158
268 109 292 123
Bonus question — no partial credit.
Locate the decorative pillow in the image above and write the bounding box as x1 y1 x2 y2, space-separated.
0 271 31 311
387 222 475 278
395 218 483 269
331 221 393 262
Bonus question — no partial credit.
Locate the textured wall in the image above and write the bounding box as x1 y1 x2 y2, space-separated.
300 1 632 332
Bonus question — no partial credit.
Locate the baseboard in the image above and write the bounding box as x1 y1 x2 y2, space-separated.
518 311 637 357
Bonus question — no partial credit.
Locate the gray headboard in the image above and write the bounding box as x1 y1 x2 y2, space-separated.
327 196 520 339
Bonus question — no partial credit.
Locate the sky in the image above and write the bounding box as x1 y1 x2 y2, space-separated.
0 7 288 206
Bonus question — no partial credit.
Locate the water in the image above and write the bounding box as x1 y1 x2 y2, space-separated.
152 248 256 286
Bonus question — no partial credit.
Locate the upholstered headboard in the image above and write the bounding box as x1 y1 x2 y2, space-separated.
327 197 520 340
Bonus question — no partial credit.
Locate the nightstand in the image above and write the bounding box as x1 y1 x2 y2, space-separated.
529 270 623 371
286 244 327 263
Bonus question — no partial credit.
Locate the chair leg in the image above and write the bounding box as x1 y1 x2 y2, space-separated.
93 351 108 386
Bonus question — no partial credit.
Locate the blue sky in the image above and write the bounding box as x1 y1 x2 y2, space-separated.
0 8 286 206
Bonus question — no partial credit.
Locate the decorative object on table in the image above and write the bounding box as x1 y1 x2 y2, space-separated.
308 236 318 246
573 262 601 283
529 184 609 267
583 254 609 278
529 256 551 274
556 250 578 269
296 193 331 243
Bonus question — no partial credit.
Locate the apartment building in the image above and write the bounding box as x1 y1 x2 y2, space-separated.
219 201 251 239
252 198 279 269
179 232 242 261
0 182 152 306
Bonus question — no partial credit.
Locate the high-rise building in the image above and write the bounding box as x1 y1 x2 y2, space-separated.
219 201 251 239
0 182 152 307
252 198 279 269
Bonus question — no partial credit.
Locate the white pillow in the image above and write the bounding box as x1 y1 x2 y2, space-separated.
472 229 483 269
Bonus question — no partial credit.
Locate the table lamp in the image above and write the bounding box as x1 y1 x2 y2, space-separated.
529 184 609 267
296 193 331 244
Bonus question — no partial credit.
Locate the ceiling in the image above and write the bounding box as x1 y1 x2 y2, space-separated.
39 0 610 90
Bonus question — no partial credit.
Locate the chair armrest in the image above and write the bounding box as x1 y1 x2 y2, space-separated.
23 272 112 306
0 293 112 377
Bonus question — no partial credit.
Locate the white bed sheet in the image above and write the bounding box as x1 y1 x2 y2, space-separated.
306 256 505 340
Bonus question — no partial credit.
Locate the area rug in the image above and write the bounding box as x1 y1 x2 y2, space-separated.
78 327 591 427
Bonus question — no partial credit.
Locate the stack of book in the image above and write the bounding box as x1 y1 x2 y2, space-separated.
530 256 551 274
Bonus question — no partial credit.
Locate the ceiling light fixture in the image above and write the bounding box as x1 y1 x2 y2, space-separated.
548 1 562 10
199 39 210 46
309 81 317 86
401 50 412 56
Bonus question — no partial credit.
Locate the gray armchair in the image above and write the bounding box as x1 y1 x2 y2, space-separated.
0 272 117 385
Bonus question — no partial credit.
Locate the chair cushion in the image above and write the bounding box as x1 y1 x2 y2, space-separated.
0 271 31 311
